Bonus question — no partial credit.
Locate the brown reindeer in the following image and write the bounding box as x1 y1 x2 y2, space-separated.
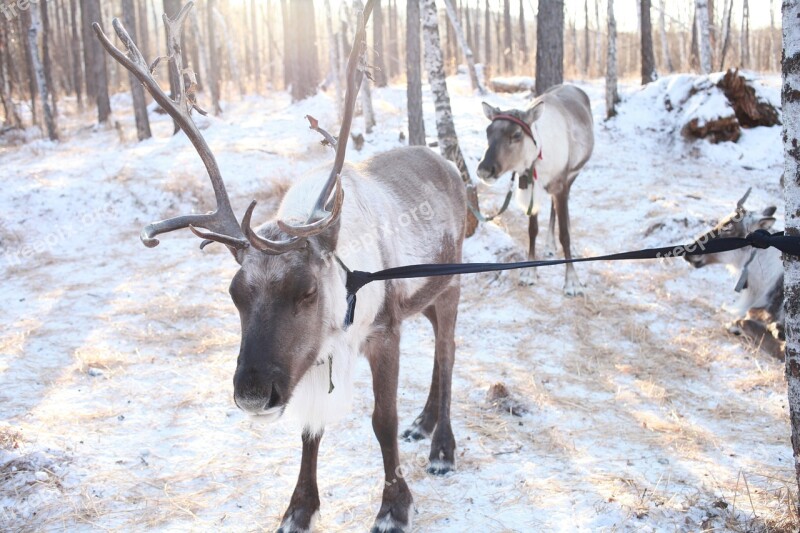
94 3 465 532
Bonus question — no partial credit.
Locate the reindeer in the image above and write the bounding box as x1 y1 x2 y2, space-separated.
684 189 784 359
93 3 465 532
477 85 594 295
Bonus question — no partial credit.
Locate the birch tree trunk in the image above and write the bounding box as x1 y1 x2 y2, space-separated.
718 0 733 70
606 0 618 119
740 0 749 69
421 0 478 237
583 0 589 75
26 1 57 140
163 0 181 132
535 0 564 95
782 0 800 501
407 0 426 146
695 0 712 74
280 0 293 90
443 0 484 94
473 0 481 63
289 0 319 101
84 0 110 123
484 0 491 70
122 0 151 141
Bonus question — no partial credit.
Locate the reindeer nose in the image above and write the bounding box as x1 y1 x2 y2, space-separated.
477 161 496 180
233 368 284 413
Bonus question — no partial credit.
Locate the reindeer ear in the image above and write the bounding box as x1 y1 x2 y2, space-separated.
482 102 499 120
757 216 776 231
314 219 341 255
523 102 545 125
762 206 777 217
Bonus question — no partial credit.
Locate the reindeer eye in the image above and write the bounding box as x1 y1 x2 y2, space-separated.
512 131 523 141
299 286 318 303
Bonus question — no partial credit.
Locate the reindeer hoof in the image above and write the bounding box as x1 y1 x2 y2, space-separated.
426 459 455 476
371 494 413 533
518 269 538 286
563 283 583 297
727 322 744 336
401 427 429 442
277 510 318 533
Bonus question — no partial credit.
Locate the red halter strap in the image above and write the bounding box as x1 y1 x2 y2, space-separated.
491 114 535 142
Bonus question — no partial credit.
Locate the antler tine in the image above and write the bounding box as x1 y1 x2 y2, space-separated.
311 0 375 216
737 187 752 209
278 177 345 238
93 3 247 250
241 201 308 255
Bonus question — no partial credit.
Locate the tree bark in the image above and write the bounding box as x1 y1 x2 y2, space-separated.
520 0 528 67
41 0 58 118
473 0 481 63
695 0 712 74
781 0 800 504
640 0 657 84
535 0 564 95
718 0 733 70
406 0 426 146
388 0 400 79
502 0 512 72
583 0 589 75
289 0 319 101
26 0 57 140
81 0 111 124
658 0 673 73
207 0 222 114
740 0 750 69
443 0 484 93
69 0 83 108
250 0 261 92
606 0 618 118
137 0 151 65
324 0 341 116
484 0 491 71
421 0 478 238
280 0 293 91
373 0 387 86
122 0 151 141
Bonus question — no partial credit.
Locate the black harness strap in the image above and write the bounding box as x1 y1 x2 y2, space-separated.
339 230 800 329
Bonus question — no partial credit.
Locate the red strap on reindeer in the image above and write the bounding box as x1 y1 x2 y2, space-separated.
492 113 543 187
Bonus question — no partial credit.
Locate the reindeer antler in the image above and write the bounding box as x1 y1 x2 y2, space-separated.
93 3 247 250
248 0 376 243
737 187 752 210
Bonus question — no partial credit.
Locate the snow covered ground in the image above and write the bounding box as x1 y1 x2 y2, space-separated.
0 71 793 532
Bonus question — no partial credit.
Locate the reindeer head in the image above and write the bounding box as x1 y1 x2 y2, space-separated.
94 1 372 421
685 188 777 269
477 101 544 183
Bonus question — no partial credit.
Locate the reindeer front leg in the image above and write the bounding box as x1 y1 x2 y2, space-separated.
277 432 322 533
519 212 539 286
366 325 414 532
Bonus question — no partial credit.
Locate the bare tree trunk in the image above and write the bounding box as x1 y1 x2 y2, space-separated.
640 0 657 84
484 0 491 70
289 0 319 101
473 0 481 63
769 0 776 72
583 0 589 75
40 0 57 118
740 0 749 69
443 0 484 93
207 0 222 114
26 0 57 139
69 0 83 109
250 0 261 93
324 0 341 117
280 0 292 90
536 0 564 95
718 0 733 70
163 0 181 132
137 0 151 64
421 0 478 238
407 0 425 146
520 0 528 67
388 0 400 79
373 0 387 86
215 7 244 96
695 0 712 74
781 0 800 504
502 0 512 72
122 0 151 141
606 0 618 118
82 0 111 124
659 0 673 72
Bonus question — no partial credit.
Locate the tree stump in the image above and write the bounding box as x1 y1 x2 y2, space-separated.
716 68 781 128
